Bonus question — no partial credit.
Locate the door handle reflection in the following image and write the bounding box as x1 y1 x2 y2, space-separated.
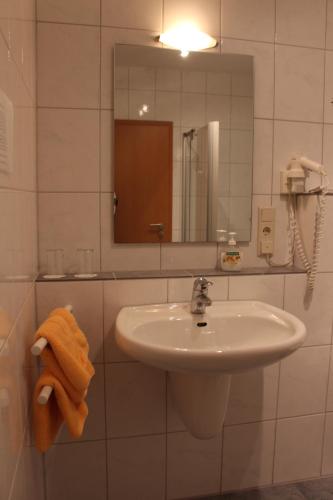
149 223 164 237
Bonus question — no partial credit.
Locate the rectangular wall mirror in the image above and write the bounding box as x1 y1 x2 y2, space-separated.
113 44 254 244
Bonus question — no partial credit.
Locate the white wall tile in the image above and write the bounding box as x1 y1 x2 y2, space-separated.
207 72 231 96
108 435 166 500
274 414 325 483
103 279 168 362
206 94 231 127
222 421 275 492
272 121 323 194
129 66 155 90
100 110 113 192
284 274 333 347
324 51 333 123
221 0 275 42
182 92 206 127
37 0 100 25
167 431 222 499
322 412 333 475
225 364 279 425
323 125 333 184
325 348 333 411
155 91 181 124
277 346 330 418
229 275 284 307
11 445 44 500
156 68 181 92
37 23 100 108
327 0 333 50
100 193 161 271
317 197 333 272
163 0 221 36
222 39 274 119
38 109 100 192
36 281 104 362
166 379 187 432
275 45 324 122
38 193 100 274
114 88 129 118
253 119 273 195
161 243 218 270
0 191 37 314
182 70 206 93
105 363 166 437
167 276 228 302
230 130 253 163
45 441 107 500
231 96 253 130
276 0 326 48
102 0 162 31
101 27 159 110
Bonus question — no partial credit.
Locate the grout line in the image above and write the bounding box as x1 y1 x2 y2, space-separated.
320 343 332 475
322 2 329 165
98 10 102 275
35 19 331 53
52 411 330 444
36 104 333 126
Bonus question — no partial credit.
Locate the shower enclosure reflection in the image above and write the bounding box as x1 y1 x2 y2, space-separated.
113 44 254 243
182 122 220 242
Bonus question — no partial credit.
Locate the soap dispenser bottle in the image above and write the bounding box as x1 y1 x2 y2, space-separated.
221 232 243 271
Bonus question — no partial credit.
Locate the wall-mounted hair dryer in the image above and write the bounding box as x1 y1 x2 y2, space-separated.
280 156 328 195
270 156 329 291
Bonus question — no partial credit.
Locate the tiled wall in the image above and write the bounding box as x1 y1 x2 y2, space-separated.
0 1 43 500
36 0 333 273
36 272 333 499
34 0 333 499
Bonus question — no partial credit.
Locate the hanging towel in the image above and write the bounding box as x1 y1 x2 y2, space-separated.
33 369 88 453
35 308 95 400
33 308 95 452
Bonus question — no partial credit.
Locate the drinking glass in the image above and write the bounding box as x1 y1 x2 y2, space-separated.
75 249 97 278
44 249 65 278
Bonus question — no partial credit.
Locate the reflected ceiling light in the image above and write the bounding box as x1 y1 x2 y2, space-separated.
157 22 218 57
138 103 150 116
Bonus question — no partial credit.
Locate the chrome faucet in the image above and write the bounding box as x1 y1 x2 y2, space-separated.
191 277 213 314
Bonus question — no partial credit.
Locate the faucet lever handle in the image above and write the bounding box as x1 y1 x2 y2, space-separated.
194 276 214 291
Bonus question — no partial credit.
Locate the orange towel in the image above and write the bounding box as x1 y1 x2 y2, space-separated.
36 308 95 400
33 308 95 452
33 369 88 453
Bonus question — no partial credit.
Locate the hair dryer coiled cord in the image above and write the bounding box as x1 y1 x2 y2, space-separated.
289 192 327 290
267 170 328 291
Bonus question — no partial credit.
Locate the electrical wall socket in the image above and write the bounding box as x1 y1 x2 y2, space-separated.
257 207 275 255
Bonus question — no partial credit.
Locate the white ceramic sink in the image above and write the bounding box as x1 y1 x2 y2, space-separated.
116 300 306 439
116 301 306 373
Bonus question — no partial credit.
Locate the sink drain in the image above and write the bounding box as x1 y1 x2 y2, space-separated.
197 322 207 327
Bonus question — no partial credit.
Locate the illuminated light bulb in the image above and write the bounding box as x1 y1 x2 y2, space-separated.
138 109 144 117
158 22 217 56
142 104 149 113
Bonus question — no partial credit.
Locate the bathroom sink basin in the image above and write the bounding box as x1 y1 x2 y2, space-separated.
116 300 306 374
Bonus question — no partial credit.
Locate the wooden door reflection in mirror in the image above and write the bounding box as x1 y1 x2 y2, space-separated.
114 119 173 243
